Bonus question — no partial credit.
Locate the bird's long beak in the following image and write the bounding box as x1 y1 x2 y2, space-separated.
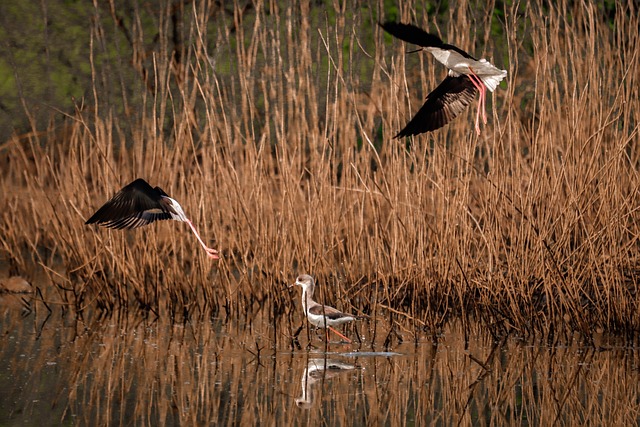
289 280 300 288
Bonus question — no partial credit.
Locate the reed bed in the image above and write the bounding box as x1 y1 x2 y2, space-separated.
0 0 639 339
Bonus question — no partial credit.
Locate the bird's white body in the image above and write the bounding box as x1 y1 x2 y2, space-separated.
426 47 507 91
305 302 357 329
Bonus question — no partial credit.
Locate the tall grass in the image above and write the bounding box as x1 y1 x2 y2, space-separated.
0 0 638 339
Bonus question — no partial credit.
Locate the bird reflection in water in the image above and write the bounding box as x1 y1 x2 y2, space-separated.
295 358 357 409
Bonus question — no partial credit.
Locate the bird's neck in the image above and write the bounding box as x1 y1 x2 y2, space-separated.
301 288 315 315
164 196 189 222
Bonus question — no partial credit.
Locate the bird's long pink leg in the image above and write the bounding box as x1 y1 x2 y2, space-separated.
185 219 220 259
480 85 486 126
466 72 484 135
467 73 483 132
468 70 487 123
467 69 488 133
328 326 352 343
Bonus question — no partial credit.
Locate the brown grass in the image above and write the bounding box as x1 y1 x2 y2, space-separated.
1 0 639 339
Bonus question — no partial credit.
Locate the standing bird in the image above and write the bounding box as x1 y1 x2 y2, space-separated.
380 21 507 136
85 178 219 259
291 274 363 343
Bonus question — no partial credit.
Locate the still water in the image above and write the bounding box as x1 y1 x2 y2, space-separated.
1 288 640 426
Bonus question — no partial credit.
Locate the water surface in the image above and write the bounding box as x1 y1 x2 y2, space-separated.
1 286 639 425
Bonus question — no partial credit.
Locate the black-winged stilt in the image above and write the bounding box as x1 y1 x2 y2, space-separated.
380 21 507 136
291 274 362 343
85 178 219 259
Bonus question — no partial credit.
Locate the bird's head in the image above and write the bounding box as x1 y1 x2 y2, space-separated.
291 274 314 290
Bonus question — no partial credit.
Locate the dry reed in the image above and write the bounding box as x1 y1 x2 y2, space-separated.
0 0 639 340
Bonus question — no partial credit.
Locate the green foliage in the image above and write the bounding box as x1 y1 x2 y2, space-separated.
0 1 95 137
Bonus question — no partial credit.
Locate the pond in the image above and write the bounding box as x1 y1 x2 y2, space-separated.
1 281 640 426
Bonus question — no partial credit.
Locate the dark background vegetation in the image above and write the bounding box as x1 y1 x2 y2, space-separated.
0 0 519 142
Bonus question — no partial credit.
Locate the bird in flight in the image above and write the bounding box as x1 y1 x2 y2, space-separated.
380 21 507 136
86 178 219 259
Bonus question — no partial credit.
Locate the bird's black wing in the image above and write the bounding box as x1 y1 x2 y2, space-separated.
380 22 475 60
308 304 352 320
395 75 477 138
85 178 173 229
379 22 444 48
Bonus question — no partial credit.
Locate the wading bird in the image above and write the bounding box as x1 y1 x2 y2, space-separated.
291 274 363 343
380 21 507 136
85 178 219 259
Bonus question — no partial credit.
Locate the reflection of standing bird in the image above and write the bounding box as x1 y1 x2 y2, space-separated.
380 22 507 136
295 358 356 409
291 275 363 343
86 178 219 259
